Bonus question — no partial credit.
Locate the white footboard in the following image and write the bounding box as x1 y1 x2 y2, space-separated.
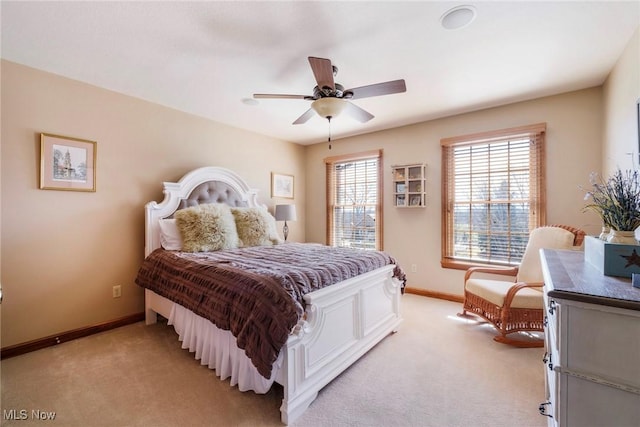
279 264 403 424
143 265 403 425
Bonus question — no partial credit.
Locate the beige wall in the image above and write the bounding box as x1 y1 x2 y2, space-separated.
602 27 640 175
305 88 604 295
1 60 305 347
2 25 637 347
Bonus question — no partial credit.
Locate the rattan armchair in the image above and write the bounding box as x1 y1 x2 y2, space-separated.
459 225 585 347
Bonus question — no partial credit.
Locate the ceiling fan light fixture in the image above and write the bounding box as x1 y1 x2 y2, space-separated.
311 97 347 119
440 5 476 30
256 56 405 126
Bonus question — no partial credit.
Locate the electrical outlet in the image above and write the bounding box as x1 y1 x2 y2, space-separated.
112 285 122 298
411 264 417 273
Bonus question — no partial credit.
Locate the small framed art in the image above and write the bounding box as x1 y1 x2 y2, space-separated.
271 172 294 198
410 195 422 206
40 133 97 192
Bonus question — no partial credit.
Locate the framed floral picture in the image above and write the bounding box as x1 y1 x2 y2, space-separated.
40 133 97 192
271 172 294 199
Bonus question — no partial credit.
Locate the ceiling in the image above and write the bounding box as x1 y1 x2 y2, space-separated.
2 1 639 145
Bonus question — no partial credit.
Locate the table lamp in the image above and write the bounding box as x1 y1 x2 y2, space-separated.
275 204 297 241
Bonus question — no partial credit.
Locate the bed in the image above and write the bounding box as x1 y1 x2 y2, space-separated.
136 166 404 424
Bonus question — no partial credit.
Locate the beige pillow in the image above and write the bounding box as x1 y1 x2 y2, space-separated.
174 203 239 252
231 207 282 247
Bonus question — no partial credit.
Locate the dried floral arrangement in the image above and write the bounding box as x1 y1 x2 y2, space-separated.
583 168 640 231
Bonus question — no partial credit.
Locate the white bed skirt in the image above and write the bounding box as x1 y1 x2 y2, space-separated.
168 303 283 393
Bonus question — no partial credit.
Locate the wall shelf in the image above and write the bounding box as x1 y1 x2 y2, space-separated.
392 164 426 207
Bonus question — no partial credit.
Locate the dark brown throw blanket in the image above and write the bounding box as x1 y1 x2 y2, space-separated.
135 243 405 378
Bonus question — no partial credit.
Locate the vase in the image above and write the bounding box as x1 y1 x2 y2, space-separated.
599 226 610 240
606 230 638 245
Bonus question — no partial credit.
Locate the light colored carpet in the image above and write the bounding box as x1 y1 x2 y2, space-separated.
1 295 546 426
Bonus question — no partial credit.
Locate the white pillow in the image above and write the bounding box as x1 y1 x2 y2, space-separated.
158 219 183 250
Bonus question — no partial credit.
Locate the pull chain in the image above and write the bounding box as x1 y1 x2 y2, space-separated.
328 116 332 150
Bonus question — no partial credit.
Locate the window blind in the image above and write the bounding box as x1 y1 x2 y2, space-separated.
325 150 383 250
441 124 546 267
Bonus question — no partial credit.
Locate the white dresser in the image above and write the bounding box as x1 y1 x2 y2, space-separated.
539 249 640 427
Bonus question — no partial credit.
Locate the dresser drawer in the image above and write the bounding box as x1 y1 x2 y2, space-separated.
564 303 640 388
564 374 640 427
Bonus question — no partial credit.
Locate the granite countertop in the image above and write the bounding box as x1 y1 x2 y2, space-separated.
540 248 640 311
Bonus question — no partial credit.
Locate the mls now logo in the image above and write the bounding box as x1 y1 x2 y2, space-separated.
3 409 56 420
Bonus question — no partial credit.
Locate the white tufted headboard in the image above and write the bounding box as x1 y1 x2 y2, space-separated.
144 167 264 256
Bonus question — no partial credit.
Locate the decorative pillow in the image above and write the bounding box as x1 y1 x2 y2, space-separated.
174 203 240 252
158 218 183 250
231 207 283 247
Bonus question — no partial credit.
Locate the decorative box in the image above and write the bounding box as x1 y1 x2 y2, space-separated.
584 235 640 278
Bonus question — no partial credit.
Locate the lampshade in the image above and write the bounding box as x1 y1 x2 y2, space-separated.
311 97 347 119
275 204 297 221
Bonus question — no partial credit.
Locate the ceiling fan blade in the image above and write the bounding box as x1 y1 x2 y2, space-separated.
346 79 406 100
308 57 335 91
343 102 374 123
253 94 309 100
292 108 316 125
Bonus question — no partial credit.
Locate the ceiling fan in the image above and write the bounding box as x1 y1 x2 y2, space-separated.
253 56 406 125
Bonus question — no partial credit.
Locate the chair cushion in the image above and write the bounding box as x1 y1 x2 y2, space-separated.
517 227 576 283
465 278 544 309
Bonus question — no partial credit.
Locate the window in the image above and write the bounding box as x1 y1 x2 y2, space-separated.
441 123 546 269
325 150 383 250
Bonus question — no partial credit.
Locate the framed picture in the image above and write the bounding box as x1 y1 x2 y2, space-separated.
271 172 294 199
410 195 422 206
40 133 97 192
